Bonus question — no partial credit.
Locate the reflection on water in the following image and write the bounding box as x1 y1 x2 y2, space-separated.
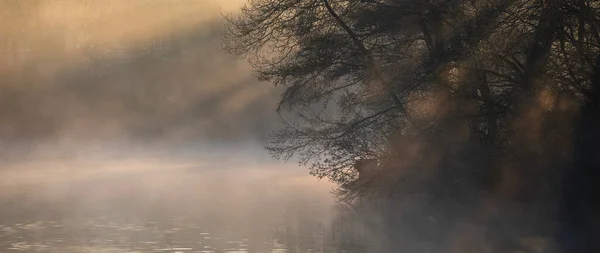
0 214 331 253
0 156 335 253
0 216 320 253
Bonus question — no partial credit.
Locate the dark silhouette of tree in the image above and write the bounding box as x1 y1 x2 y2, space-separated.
225 0 600 252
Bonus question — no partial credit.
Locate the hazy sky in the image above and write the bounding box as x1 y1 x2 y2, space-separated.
0 0 279 151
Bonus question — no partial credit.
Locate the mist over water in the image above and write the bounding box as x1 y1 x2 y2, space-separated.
0 145 335 253
0 1 338 252
5 0 600 251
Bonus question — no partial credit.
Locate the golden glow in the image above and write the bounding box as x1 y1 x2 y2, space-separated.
1 0 243 73
0 0 279 142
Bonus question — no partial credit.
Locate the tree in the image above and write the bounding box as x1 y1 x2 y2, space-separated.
225 0 600 251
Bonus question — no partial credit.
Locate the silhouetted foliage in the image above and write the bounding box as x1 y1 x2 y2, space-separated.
226 0 600 252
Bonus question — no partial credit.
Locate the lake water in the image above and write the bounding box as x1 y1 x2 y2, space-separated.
0 157 335 253
0 216 320 253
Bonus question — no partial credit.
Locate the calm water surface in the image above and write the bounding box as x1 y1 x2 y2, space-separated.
0 156 334 253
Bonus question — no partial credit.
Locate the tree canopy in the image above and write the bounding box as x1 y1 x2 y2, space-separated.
226 0 599 180
225 0 600 251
